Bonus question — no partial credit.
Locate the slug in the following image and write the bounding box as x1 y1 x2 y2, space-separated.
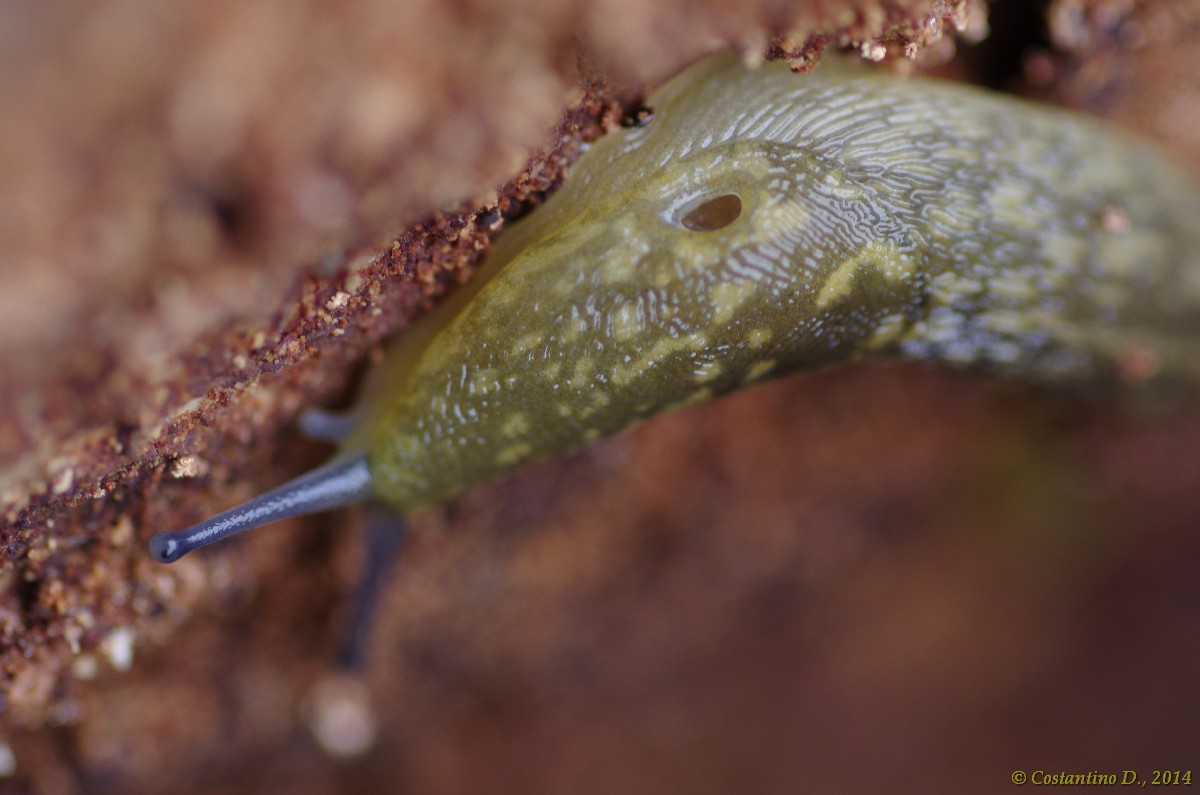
148 52 1200 566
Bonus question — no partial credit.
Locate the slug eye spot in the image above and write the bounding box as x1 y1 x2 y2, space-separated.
680 194 742 232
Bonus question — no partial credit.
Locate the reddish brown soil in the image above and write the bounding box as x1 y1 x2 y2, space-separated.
1 1 1198 792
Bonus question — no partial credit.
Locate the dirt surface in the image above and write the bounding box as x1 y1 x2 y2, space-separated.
1 0 1198 792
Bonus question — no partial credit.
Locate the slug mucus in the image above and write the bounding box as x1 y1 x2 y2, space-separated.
148 53 1200 643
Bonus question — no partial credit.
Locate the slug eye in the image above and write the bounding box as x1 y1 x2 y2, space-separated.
679 193 742 232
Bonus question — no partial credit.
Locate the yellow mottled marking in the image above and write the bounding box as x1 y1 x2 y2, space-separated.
501 413 530 438
494 443 533 467
645 336 687 367
674 234 724 270
610 362 634 387
711 280 758 326
822 172 845 188
559 318 589 344
744 360 777 382
821 172 866 202
864 313 911 350
663 388 714 414
870 241 917 283
598 221 651 282
571 357 597 389
819 257 864 307
514 332 541 353
752 198 809 242
746 328 772 348
816 241 915 310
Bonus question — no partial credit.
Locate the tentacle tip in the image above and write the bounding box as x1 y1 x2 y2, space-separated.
148 532 187 564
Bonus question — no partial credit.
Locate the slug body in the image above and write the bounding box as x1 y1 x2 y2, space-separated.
150 53 1200 563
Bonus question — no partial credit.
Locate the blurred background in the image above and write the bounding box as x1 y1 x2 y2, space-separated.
1 0 1199 792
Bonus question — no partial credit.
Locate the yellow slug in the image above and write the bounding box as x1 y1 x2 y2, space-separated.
149 52 1200 565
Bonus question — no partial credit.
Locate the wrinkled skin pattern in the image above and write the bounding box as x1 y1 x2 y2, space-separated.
354 54 1200 513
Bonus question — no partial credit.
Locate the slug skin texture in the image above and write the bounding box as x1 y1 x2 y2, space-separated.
355 54 1200 513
